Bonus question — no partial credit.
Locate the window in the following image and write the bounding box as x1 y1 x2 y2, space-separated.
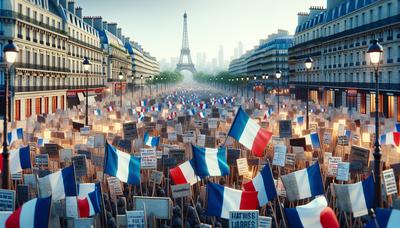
378 6 382 20
360 93 366 114
25 99 32 118
361 13 365 25
35 98 41 115
388 47 392 59
15 100 21 121
370 9 374 22
52 96 57 113
388 3 392 17
18 4 22 14
44 97 49 114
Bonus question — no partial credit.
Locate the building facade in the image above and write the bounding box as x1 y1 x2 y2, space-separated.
289 0 400 121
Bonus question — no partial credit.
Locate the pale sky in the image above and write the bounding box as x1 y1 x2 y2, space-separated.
77 0 325 62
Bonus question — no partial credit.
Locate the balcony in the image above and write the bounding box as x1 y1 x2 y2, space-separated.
33 38 37 43
15 63 70 72
13 85 106 93
387 36 393 41
17 34 23 39
26 36 31 41
68 36 102 52
289 81 400 91
40 40 44 45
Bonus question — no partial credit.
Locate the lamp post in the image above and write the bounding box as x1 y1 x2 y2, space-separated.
304 57 313 129
118 70 124 109
262 74 269 102
367 39 383 208
253 76 257 107
2 40 19 189
275 70 282 113
149 75 153 97
140 75 144 99
246 77 250 98
131 75 135 98
236 78 239 94
83 57 91 126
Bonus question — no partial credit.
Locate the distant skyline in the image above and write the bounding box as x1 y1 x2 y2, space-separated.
77 0 325 64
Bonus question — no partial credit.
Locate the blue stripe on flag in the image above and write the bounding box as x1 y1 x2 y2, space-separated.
193 146 209 176
62 166 77 197
217 147 230 176
285 207 303 228
306 162 324 197
88 183 102 214
310 133 321 149
362 175 375 210
260 164 277 201
19 145 31 169
105 143 118 177
206 183 224 217
127 156 141 185
34 196 52 228
228 107 248 141
374 208 391 228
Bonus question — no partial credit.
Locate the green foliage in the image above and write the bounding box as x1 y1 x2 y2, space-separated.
151 71 183 84
193 71 239 84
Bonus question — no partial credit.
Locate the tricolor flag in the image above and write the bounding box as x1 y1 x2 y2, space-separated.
5 196 52 228
285 196 328 228
144 132 160 147
263 108 273 120
243 163 277 207
395 123 400 132
297 116 304 125
334 175 374 216
198 111 206 119
281 162 324 201
366 208 400 228
77 183 102 218
37 137 50 147
228 107 273 157
305 132 321 149
7 128 23 145
94 109 101 116
107 106 113 112
169 160 199 185
137 111 145 122
206 182 258 219
38 166 77 200
140 99 147 107
104 143 141 185
380 132 400 147
1 145 31 174
191 145 229 177
188 108 196 116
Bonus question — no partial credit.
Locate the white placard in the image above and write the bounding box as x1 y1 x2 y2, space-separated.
208 118 218 129
383 169 398 195
140 148 157 169
126 210 146 228
336 162 350 181
272 145 287 167
65 196 78 218
328 157 342 177
236 158 249 177
259 216 272 228
229 210 258 228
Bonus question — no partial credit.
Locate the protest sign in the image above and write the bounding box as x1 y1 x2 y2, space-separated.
150 170 164 185
140 148 157 169
77 149 91 160
272 144 286 167
169 149 186 164
80 126 90 135
126 210 146 228
337 136 349 146
323 132 332 145
237 158 249 176
279 120 292 138
16 184 29 206
227 149 241 165
292 146 305 160
205 136 216 148
349 146 370 172
35 154 49 166
285 153 296 170
44 143 59 158
336 162 350 181
229 210 258 228
382 169 398 195
328 157 342 177
123 122 138 140
60 149 73 163
197 134 206 147
133 196 172 219
171 183 191 198
0 189 15 211
289 138 306 150
72 121 84 131
259 216 272 228
107 177 123 196
74 218 93 228
66 196 79 218
208 118 218 129
72 155 87 177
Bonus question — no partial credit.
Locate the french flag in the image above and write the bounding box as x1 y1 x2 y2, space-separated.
305 132 321 149
37 137 49 147
7 128 23 145
380 132 400 147
280 162 324 201
188 108 196 116
191 145 229 177
141 99 147 107
38 166 77 201
395 123 400 132
243 163 277 207
7 145 31 174
198 111 206 119
169 160 199 186
77 183 102 218
5 196 52 228
285 196 329 228
94 109 101 116
144 132 160 147
107 106 113 112
297 116 304 125
367 208 400 228
168 101 173 108
333 175 374 215
206 182 258 219
228 107 273 157
104 143 141 185
137 111 145 122
263 108 273 120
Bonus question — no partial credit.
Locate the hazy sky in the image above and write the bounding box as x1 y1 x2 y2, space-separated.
77 0 325 62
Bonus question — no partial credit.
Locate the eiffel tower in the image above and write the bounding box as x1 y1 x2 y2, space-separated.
176 12 197 74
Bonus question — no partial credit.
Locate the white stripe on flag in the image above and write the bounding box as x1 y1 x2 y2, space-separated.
116 149 131 183
9 149 22 174
222 187 242 219
39 170 65 200
180 161 198 185
205 148 220 176
239 119 260 150
253 174 268 206
348 182 368 216
19 198 37 228
79 183 96 198
295 169 312 200
296 196 327 228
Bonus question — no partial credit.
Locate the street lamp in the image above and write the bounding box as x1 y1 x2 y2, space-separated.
236 78 239 94
83 57 91 126
246 77 250 98
367 39 383 208
140 75 144 99
304 57 313 129
2 40 19 189
149 75 153 97
275 70 282 113
131 75 135 98
262 74 269 101
118 70 124 109
253 76 257 107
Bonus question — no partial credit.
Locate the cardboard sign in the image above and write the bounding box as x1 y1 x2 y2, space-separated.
259 216 272 228
140 149 157 169
123 122 138 140
107 177 123 196
0 189 15 211
150 170 164 185
336 162 350 181
383 169 398 195
272 145 286 167
60 149 73 163
208 118 218 129
126 210 146 228
44 143 59 158
227 149 241 165
337 136 349 146
279 120 292 138
323 132 332 145
80 126 90 135
285 153 296 169
72 155 87 177
349 146 370 172
237 158 249 176
171 183 191 198
133 196 172 219
35 154 49 166
328 157 342 177
229 210 259 228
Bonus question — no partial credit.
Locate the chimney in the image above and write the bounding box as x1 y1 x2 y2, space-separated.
67 1 75 14
91 16 103 30
117 28 122 40
122 35 126 43
297 12 310 25
83 16 93 26
75 7 82 18
107 23 117 36
309 6 325 18
102 21 108 31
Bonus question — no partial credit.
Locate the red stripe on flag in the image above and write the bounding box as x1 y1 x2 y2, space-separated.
251 129 272 157
239 191 259 210
5 206 22 228
78 198 90 218
169 167 187 185
394 132 400 147
243 180 256 192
